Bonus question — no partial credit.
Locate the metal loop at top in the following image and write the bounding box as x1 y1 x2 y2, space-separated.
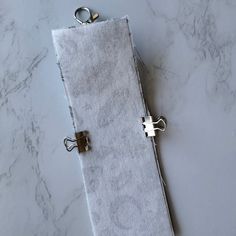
74 7 99 25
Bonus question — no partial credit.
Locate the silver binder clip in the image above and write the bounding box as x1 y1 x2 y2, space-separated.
64 131 90 153
142 116 167 137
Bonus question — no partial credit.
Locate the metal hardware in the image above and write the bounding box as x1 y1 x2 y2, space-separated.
74 7 99 25
142 116 167 137
64 131 90 153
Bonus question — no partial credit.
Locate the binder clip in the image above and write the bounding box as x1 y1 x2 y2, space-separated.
64 131 90 153
142 116 167 137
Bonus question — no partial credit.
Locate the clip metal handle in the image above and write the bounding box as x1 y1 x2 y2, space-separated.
64 137 78 152
74 7 99 25
142 116 167 137
64 131 90 153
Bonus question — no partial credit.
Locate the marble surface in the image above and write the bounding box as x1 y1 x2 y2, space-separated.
0 0 236 236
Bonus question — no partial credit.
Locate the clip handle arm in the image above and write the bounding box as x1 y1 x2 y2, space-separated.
64 137 78 152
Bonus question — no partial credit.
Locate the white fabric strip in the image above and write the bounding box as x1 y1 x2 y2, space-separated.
52 18 174 236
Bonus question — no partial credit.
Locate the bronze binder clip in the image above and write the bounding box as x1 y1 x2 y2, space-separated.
64 131 90 153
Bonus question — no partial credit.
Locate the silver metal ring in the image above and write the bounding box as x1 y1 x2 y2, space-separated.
74 7 93 25
74 7 99 25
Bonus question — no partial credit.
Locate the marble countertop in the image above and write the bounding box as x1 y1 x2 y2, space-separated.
1 0 236 236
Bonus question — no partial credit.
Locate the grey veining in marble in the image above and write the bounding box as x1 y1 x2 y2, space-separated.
1 0 236 236
52 18 173 236
0 1 93 236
